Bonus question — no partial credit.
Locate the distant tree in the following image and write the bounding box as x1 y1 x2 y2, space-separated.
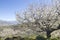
16 0 60 38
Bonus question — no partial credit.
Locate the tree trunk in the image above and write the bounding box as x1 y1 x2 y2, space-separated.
46 30 51 38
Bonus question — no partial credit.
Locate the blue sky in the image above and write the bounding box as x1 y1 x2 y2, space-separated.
0 0 52 21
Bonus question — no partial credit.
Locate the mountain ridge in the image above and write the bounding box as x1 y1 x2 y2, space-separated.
0 20 17 26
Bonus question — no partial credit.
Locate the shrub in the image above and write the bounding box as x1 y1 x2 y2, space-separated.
49 37 60 40
36 35 46 40
0 38 1 40
23 37 36 40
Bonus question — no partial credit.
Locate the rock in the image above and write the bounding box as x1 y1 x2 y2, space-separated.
50 29 60 38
